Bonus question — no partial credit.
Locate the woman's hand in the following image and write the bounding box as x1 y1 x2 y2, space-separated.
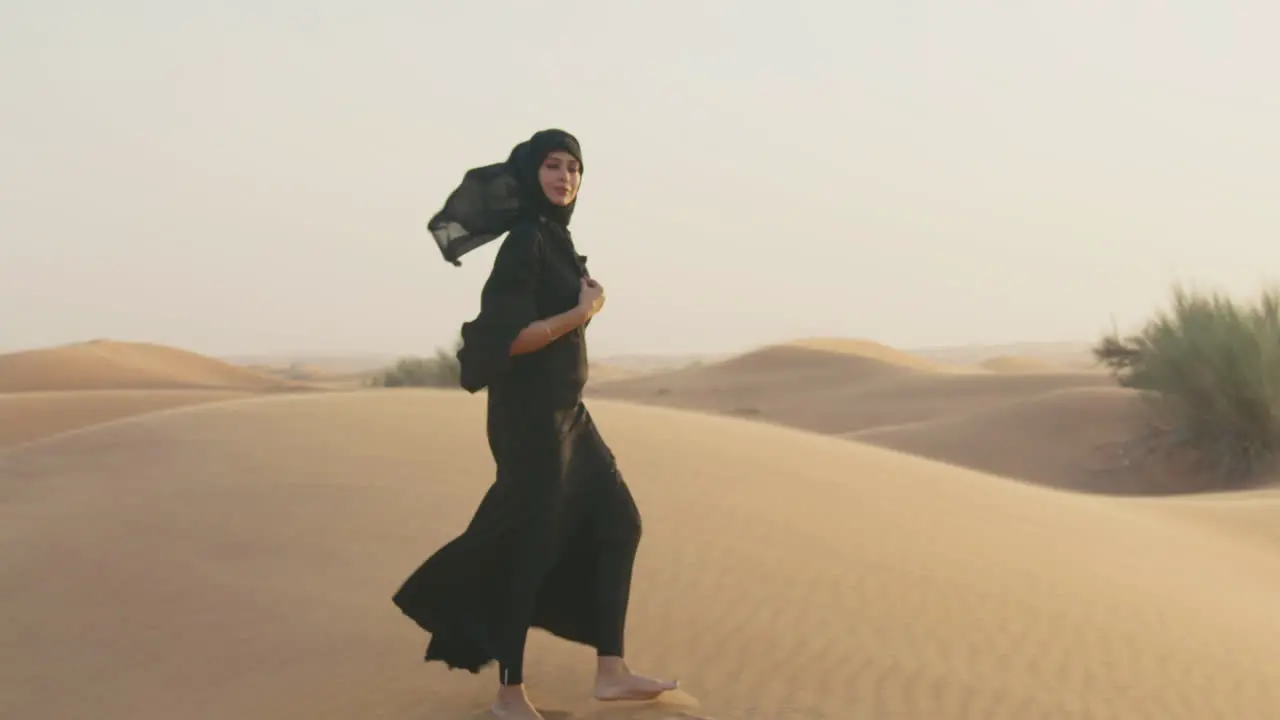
578 278 606 319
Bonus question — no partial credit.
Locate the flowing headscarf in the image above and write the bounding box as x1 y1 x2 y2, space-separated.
427 129 584 266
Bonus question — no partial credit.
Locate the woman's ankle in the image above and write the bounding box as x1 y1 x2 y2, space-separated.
596 655 628 676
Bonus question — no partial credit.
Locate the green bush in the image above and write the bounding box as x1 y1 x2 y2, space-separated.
1093 284 1280 482
369 338 462 388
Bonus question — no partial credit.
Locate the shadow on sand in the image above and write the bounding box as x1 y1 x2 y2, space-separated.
463 689 711 719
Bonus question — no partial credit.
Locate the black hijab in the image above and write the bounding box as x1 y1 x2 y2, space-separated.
426 129 584 266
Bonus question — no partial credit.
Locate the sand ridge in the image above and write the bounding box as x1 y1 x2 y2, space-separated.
586 339 1170 495
587 343 950 430
782 337 960 372
978 355 1061 373
910 341 1099 371
0 340 310 393
4 390 1280 718
0 389 256 450
0 339 318 453
1130 489 1280 552
592 343 1114 431
845 387 1159 494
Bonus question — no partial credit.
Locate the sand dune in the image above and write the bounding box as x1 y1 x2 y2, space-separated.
783 337 956 372
592 352 729 374
222 352 400 375
592 343 1114 435
587 343 942 431
589 340 1149 495
846 387 1163 494
248 362 380 390
0 340 308 393
1133 489 1280 549
0 389 254 449
4 391 1280 718
586 362 644 385
911 341 1099 371
246 362 333 380
237 354 641 389
979 355 1061 373
804 371 1118 434
589 337 1266 496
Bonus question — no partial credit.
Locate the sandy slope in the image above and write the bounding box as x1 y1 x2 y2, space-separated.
1131 488 1280 549
911 341 1099 371
4 391 1280 719
979 355 1061 373
783 337 957 372
591 344 1114 435
586 362 643 385
588 340 1154 494
846 387 1158 494
0 389 254 449
222 352 400 375
0 340 308 392
587 344 938 432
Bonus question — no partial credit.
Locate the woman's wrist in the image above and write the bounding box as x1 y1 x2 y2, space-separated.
544 306 588 339
570 303 593 326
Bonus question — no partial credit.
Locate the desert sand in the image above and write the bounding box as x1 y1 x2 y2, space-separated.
5 337 1280 718
588 341 1240 496
910 341 1100 372
0 340 309 393
977 355 1062 373
0 389 254 450
0 341 316 449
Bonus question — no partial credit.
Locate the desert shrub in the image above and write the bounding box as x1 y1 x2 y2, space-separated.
370 338 462 388
1093 283 1280 482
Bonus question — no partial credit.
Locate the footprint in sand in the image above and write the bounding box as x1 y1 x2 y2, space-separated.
467 689 710 720
569 692 711 720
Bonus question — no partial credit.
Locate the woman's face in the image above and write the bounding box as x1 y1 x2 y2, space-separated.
537 150 582 207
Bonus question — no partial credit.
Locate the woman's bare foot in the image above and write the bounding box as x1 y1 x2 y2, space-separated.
593 656 678 702
492 683 543 719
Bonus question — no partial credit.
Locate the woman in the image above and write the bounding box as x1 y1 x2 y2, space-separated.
393 129 677 719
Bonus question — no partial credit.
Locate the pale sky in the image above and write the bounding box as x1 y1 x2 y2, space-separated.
3 1 1278 358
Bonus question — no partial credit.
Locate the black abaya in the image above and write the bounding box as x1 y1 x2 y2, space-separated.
392 215 642 680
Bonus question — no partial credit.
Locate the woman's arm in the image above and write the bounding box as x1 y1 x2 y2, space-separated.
509 304 590 356
457 227 604 391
